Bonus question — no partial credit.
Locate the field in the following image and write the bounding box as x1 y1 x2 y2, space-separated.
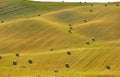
0 0 120 77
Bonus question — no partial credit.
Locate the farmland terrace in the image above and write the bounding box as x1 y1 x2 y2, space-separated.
0 0 120 77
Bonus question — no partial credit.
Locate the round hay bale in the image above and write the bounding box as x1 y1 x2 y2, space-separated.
13 60 17 65
50 48 54 51
28 59 33 64
91 4 93 7
65 63 70 68
0 56 2 59
106 65 111 69
16 52 19 57
69 24 72 26
86 41 90 45
26 17 29 18
92 37 95 42
84 20 87 23
38 14 41 16
68 29 72 33
105 4 107 7
54 69 58 73
116 4 119 6
1 21 4 23
69 26 73 30
90 10 93 12
67 51 71 55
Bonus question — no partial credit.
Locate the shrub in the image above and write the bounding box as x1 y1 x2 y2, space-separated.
28 59 33 64
16 52 19 57
13 60 17 65
106 65 111 69
54 69 58 73
86 41 90 45
65 63 70 68
0 56 2 59
67 51 71 55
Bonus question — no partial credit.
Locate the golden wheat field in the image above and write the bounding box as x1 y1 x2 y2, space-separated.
0 0 120 77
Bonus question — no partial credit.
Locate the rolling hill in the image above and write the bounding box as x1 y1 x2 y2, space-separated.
0 0 120 77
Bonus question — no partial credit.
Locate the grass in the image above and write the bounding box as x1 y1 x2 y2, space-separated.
0 0 120 77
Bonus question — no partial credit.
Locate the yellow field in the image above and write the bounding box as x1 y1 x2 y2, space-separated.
0 0 120 77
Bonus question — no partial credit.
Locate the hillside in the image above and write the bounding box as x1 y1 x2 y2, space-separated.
0 0 120 77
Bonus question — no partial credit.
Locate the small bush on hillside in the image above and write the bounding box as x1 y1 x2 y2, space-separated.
86 41 90 45
67 51 71 55
16 52 19 57
65 63 70 68
28 59 33 64
13 60 17 65
106 65 111 69
54 69 59 73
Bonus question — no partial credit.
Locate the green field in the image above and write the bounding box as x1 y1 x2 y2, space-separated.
0 0 120 77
